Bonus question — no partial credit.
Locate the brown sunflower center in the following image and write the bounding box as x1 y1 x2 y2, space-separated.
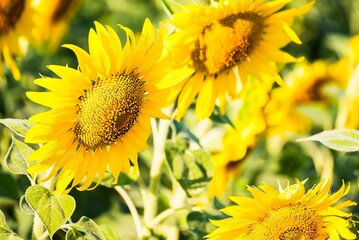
191 12 264 76
0 0 25 35
73 73 145 149
246 204 322 240
296 77 334 103
51 0 72 23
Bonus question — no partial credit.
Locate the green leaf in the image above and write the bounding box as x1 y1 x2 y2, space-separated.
25 186 76 237
165 139 213 197
0 210 22 240
100 171 138 188
0 119 36 138
210 106 235 128
65 228 84 240
349 215 359 239
297 129 359 152
100 225 120 240
186 211 208 239
67 217 106 240
19 195 34 215
4 136 34 176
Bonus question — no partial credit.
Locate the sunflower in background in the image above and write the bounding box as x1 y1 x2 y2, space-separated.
336 34 359 129
0 0 39 80
265 59 350 137
34 0 84 49
164 0 315 120
0 0 83 81
25 19 193 193
206 179 357 240
206 78 268 197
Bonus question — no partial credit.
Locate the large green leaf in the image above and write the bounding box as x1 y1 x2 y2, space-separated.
66 217 106 240
297 129 359 152
0 119 36 138
4 136 34 176
25 186 76 237
165 139 213 197
0 210 22 240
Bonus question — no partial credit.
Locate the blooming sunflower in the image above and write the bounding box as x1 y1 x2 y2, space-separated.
0 0 39 80
25 19 193 193
336 34 359 129
265 59 350 136
34 0 84 49
208 79 268 197
206 179 357 240
165 0 315 120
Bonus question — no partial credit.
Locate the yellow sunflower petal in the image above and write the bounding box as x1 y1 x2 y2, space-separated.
25 19 189 192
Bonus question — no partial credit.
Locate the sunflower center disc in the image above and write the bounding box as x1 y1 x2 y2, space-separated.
74 73 144 149
0 0 25 34
51 0 73 23
191 12 263 76
246 204 321 240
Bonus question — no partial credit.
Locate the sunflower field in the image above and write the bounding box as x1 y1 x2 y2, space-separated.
1 0 359 239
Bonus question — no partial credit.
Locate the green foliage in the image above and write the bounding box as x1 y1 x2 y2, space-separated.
298 129 359 152
0 211 22 240
4 136 33 176
24 186 76 237
165 137 213 197
349 216 359 239
66 217 106 240
0 119 36 138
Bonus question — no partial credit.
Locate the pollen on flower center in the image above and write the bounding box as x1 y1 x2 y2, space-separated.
73 73 145 149
246 204 322 240
0 0 25 34
191 12 263 76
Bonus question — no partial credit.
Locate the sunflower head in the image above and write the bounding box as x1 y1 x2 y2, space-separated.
25 19 192 193
165 0 315 120
265 59 349 135
0 0 38 80
0 0 25 35
206 179 357 240
34 0 84 49
208 79 268 197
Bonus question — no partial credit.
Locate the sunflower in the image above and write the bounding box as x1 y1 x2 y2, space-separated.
208 79 268 197
25 19 193 193
0 0 39 80
165 0 315 120
34 0 84 49
206 179 357 240
265 59 350 136
336 34 359 129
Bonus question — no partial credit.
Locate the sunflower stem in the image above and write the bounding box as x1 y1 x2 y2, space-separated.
144 115 172 234
31 214 47 240
160 0 175 16
115 186 143 239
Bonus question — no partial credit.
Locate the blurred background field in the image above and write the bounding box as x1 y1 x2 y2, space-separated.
1 0 359 239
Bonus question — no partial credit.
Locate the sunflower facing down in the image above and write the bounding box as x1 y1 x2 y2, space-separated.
206 179 357 240
25 19 193 193
165 0 315 120
208 79 268 197
0 0 38 80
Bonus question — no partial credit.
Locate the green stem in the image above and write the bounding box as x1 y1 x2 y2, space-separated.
115 186 143 239
144 116 172 233
32 215 46 240
161 0 175 15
